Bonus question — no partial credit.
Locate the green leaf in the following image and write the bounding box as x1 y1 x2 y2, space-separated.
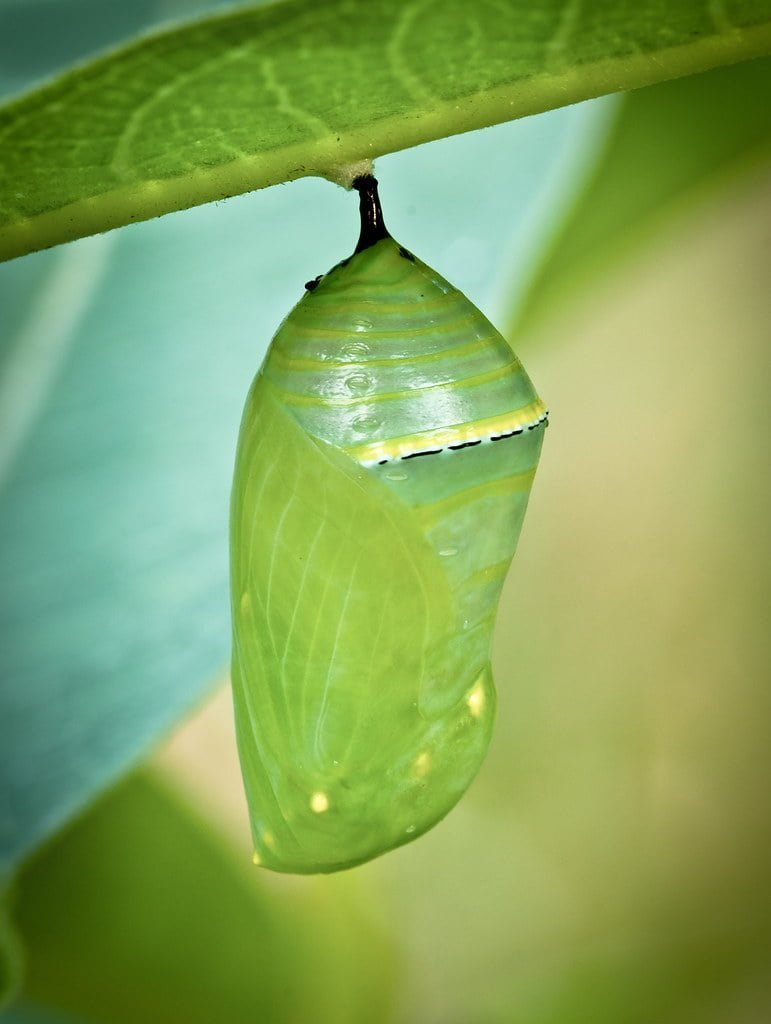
509 55 771 341
1 0 770 260
9 771 396 1024
0 874 23 1010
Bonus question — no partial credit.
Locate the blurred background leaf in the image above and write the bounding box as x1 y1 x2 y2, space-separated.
1 0 770 258
0 873 23 1011
6 770 395 1024
510 55 771 341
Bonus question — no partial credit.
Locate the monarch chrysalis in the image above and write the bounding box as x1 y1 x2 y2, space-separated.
230 176 547 873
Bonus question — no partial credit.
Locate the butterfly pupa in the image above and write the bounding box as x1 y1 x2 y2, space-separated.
230 176 547 873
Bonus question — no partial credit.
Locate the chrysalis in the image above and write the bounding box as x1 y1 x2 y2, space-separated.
230 176 547 873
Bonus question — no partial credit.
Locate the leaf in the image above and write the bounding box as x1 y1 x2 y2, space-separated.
1 0 770 260
0 1005 86 1024
0 874 23 1011
8 771 396 1024
509 55 771 341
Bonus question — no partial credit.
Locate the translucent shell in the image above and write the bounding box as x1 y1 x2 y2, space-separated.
230 185 546 873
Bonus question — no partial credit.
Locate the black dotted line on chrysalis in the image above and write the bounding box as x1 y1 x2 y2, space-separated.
374 411 549 465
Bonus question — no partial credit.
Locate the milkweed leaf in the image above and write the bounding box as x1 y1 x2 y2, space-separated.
1 0 770 260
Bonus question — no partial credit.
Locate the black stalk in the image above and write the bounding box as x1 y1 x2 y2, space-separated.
352 174 390 253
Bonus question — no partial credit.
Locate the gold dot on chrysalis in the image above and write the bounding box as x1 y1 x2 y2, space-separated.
252 851 261 866
310 791 329 813
413 751 431 777
240 592 251 614
467 681 484 718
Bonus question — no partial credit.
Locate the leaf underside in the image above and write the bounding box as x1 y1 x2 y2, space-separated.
1 0 770 260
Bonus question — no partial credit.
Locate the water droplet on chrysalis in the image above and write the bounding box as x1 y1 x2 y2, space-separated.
345 372 372 394
352 413 380 436
341 340 370 359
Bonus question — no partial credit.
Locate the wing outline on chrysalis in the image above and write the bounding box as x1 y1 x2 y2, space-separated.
230 174 547 873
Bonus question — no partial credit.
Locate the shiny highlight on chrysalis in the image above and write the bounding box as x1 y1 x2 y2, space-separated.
230 175 547 873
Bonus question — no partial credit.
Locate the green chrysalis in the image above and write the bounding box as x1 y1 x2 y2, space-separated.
230 176 547 873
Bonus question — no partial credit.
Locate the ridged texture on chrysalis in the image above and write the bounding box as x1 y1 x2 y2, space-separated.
230 177 547 873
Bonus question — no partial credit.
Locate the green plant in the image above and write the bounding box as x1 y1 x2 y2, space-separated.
2 0 770 260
